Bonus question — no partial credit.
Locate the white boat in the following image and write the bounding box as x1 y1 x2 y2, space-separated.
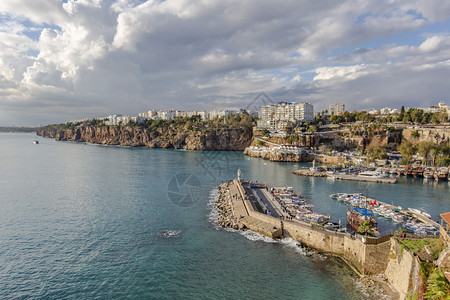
392 214 404 223
33 139 39 144
358 171 387 178
408 208 431 219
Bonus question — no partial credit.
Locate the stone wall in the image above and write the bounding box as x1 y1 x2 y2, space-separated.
384 239 421 300
282 219 390 275
403 128 450 144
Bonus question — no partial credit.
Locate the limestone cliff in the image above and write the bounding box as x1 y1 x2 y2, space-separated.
37 125 252 151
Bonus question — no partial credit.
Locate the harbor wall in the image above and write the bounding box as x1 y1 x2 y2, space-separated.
282 219 390 275
384 239 421 300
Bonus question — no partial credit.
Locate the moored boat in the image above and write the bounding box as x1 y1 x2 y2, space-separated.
423 167 434 179
433 167 448 181
403 166 413 176
346 208 378 236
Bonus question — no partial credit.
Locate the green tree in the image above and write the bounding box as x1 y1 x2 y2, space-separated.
358 221 374 238
417 141 434 164
399 140 417 164
366 139 386 160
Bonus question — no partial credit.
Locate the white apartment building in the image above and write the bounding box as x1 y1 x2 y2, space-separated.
258 101 314 130
107 114 122 125
329 103 345 115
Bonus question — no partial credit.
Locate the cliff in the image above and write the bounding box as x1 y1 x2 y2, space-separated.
37 125 252 151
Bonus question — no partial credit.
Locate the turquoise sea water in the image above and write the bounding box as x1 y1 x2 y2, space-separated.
1 133 448 299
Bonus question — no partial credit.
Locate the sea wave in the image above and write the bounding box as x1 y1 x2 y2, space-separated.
207 188 220 226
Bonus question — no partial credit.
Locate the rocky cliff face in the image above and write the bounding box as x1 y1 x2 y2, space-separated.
37 125 252 151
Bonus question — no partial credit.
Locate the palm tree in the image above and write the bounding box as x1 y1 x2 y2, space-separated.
424 269 450 299
358 221 374 239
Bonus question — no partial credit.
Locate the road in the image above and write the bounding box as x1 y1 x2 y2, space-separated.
253 188 281 218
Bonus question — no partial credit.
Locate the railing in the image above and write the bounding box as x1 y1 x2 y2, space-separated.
365 233 393 245
440 227 450 245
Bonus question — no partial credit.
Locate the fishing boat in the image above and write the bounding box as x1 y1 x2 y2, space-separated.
346 208 378 235
423 167 434 179
434 167 449 181
412 167 423 178
403 166 413 176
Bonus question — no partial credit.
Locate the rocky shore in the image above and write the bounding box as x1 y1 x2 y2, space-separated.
37 125 252 151
293 169 329 177
215 182 245 230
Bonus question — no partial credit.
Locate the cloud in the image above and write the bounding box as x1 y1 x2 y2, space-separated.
0 0 449 125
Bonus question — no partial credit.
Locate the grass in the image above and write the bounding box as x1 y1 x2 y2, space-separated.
398 238 444 261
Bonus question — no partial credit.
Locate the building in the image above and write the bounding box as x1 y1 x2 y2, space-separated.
258 101 314 130
329 103 345 115
107 114 122 125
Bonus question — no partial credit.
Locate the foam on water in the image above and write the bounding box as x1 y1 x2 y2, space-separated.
207 188 220 225
239 230 278 243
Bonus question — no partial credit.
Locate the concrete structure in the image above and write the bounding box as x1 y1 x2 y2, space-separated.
329 103 345 115
258 101 314 130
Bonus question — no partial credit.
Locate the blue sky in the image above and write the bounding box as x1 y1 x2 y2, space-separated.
0 0 449 125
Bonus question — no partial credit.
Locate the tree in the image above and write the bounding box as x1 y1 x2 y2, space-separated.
417 141 434 164
366 139 386 160
358 221 374 238
399 140 417 164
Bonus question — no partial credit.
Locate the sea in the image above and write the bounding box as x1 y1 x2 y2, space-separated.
1 133 448 299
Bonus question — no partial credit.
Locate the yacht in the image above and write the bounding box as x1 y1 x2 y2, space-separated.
358 171 387 178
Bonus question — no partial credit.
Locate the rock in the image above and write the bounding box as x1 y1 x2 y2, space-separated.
38 125 252 151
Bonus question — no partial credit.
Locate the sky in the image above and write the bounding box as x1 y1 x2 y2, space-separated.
0 0 450 126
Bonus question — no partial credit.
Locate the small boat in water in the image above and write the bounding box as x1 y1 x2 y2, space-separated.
408 208 431 219
33 139 39 144
423 167 434 179
434 167 449 181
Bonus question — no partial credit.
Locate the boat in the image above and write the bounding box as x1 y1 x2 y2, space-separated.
346 208 378 235
434 167 449 181
358 171 387 178
403 166 413 176
412 167 423 178
33 139 39 144
408 208 431 219
423 167 434 179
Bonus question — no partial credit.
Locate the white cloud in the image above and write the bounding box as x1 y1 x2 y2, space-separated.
0 0 449 125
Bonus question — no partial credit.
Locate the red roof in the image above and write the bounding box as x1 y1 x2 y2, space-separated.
441 212 450 224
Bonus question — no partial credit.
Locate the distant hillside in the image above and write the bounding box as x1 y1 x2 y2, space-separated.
0 127 38 133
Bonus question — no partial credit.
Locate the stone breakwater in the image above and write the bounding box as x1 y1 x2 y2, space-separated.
293 169 328 177
38 125 252 151
215 183 244 230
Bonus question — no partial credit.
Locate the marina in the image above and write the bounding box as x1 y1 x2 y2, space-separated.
329 192 441 236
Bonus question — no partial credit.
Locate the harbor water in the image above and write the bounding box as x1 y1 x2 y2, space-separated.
1 133 448 299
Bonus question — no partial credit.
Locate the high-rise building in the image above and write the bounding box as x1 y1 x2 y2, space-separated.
329 103 345 115
258 101 314 130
